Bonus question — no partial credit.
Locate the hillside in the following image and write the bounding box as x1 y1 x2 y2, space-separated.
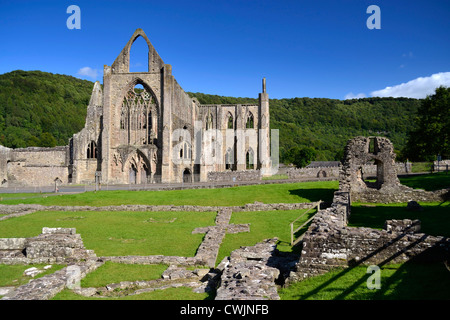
0 70 421 162
0 70 92 148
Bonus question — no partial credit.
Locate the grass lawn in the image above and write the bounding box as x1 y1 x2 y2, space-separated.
398 172 450 191
53 286 209 300
0 210 217 257
0 181 338 207
217 208 316 263
279 261 450 300
80 262 169 287
0 264 66 289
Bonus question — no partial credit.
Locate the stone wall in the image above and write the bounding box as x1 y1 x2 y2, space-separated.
0 227 96 265
1 146 69 187
287 166 340 179
207 170 261 182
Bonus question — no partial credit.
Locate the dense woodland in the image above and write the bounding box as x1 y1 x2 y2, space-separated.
1 70 446 164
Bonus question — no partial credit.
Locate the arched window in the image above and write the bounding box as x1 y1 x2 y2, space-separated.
120 109 127 130
179 142 191 160
246 148 254 169
227 113 234 129
246 112 254 129
87 141 98 159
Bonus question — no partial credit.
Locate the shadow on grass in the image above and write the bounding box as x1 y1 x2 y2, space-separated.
284 235 450 300
399 172 450 191
349 202 450 237
288 188 335 203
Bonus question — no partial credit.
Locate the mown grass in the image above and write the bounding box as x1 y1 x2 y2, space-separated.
0 264 66 289
217 208 316 263
0 181 338 207
80 262 169 287
398 172 450 191
0 211 216 257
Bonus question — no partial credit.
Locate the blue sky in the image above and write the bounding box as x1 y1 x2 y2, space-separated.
0 0 449 99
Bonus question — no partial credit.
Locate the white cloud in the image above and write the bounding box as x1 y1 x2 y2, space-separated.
370 72 450 98
77 67 98 80
344 92 366 100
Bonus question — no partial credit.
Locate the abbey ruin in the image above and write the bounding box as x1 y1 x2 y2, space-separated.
0 29 272 187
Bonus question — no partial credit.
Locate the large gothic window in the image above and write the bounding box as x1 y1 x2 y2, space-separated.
120 83 157 145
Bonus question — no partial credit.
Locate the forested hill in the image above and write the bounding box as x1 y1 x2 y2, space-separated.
0 70 92 148
0 70 421 162
188 92 421 161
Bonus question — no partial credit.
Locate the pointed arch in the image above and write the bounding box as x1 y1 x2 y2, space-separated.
118 78 159 146
246 148 254 169
86 140 98 159
111 28 164 73
225 147 234 170
227 112 234 129
246 112 254 129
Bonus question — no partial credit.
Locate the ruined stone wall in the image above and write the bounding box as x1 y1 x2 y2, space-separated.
5 147 69 187
207 170 261 182
287 167 340 179
288 191 450 282
0 227 96 265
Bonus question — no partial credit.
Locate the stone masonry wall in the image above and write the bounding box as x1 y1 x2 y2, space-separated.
207 170 261 182
0 227 96 265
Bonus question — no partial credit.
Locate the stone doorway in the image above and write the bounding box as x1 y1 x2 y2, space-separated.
183 168 192 183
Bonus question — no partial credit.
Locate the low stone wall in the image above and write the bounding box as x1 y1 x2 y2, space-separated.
1 259 102 300
351 187 449 203
0 227 96 265
0 202 317 216
287 167 340 179
207 170 261 182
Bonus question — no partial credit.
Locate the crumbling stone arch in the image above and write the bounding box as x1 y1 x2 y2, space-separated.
340 136 401 193
111 28 164 73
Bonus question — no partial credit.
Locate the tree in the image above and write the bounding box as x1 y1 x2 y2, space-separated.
39 132 57 147
286 146 317 168
404 86 450 161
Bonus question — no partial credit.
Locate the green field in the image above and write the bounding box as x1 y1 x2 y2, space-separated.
0 174 448 300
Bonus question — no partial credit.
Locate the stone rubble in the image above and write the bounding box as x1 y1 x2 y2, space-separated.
215 238 285 300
